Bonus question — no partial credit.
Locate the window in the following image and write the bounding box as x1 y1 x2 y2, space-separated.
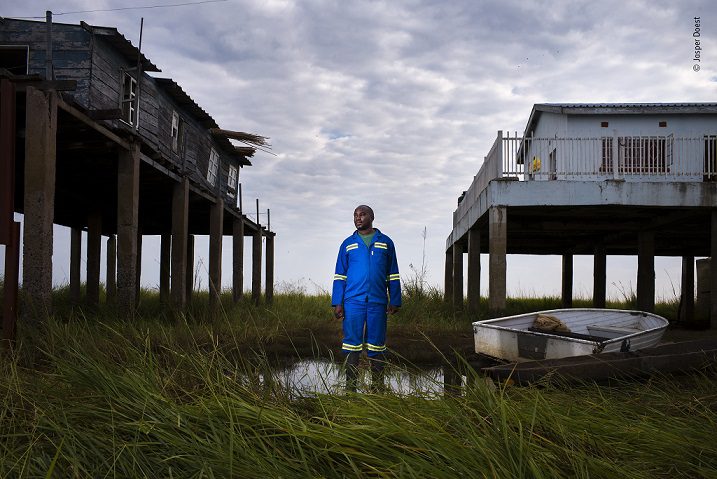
0 45 29 75
207 148 219 185
120 71 137 126
171 110 184 153
227 165 238 197
601 136 668 174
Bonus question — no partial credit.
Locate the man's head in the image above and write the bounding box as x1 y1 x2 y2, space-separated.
354 205 374 232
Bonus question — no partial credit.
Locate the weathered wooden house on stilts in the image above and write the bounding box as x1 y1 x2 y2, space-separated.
0 15 274 339
447 103 717 329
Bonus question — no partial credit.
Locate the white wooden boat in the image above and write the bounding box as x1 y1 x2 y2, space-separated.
473 308 669 362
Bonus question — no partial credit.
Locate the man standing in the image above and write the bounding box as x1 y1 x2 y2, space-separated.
332 205 401 392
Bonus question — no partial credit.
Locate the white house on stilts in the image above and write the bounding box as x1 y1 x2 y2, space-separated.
446 103 717 328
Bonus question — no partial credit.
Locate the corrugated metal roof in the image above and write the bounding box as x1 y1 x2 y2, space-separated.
154 78 251 166
80 22 160 73
523 102 717 136
539 102 717 109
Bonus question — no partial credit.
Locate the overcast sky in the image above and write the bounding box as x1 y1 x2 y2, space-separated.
2 0 717 300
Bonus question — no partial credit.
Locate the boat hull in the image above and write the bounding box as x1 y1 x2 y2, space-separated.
473 308 669 362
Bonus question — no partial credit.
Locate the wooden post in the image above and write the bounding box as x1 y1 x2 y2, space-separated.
70 227 82 304
209 199 224 311
0 79 16 247
171 178 189 309
711 210 717 328
444 247 453 303
681 255 695 325
186 234 194 303
593 244 606 308
467 228 481 314
233 217 244 302
106 235 116 305
637 231 655 312
562 253 573 308
452 241 464 310
86 213 102 307
116 140 140 318
252 228 262 306
23 87 57 319
135 230 142 306
2 222 20 344
488 206 507 313
159 233 171 304
266 234 274 305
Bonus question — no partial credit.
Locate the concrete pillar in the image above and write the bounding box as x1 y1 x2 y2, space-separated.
488 206 507 312
209 199 224 311
186 234 194 303
452 241 464 310
637 231 655 312
467 229 481 314
680 255 695 325
562 253 573 308
106 235 116 305
70 227 82 304
696 258 711 327
22 87 57 318
159 233 171 304
171 178 189 309
252 228 262 306
232 217 244 302
593 244 606 308
86 213 102 307
711 210 717 328
444 248 453 303
266 234 274 305
116 141 140 318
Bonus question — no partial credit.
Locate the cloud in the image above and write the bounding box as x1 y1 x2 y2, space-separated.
3 0 715 299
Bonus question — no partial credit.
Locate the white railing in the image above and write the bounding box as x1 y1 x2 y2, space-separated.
454 131 716 226
502 132 717 181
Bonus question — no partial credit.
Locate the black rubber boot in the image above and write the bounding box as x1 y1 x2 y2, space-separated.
369 356 386 393
345 352 360 393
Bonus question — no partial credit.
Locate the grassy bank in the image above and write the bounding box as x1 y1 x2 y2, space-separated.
1 289 714 477
1 311 716 478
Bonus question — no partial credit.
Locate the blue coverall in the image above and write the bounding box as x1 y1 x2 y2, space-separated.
331 229 401 357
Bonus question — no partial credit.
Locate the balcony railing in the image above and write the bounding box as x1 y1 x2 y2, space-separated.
454 131 717 226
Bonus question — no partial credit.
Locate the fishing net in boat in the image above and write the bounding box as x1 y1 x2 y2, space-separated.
532 313 571 333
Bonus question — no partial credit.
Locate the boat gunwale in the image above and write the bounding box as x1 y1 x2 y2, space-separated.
472 308 669 346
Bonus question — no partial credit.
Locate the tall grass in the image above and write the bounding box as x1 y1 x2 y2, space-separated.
1 315 716 478
0 289 713 477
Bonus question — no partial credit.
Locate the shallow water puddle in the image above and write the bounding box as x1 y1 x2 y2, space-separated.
268 359 468 398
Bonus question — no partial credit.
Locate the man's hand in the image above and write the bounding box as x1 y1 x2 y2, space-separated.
387 305 400 315
333 304 344 320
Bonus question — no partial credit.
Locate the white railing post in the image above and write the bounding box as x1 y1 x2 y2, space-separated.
612 129 619 179
496 130 503 179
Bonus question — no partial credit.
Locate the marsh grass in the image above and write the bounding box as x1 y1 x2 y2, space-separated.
0 288 713 477
1 315 716 478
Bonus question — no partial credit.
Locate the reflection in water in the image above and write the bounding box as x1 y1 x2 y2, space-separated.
268 359 468 398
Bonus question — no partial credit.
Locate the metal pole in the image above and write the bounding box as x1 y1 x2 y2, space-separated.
267 208 270 232
134 18 144 131
256 198 260 227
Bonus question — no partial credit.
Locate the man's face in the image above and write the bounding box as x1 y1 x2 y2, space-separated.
354 207 373 231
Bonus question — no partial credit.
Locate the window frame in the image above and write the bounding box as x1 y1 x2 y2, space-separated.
227 164 238 198
207 148 219 186
120 71 138 126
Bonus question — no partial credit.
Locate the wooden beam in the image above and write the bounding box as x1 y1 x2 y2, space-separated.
57 97 129 150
